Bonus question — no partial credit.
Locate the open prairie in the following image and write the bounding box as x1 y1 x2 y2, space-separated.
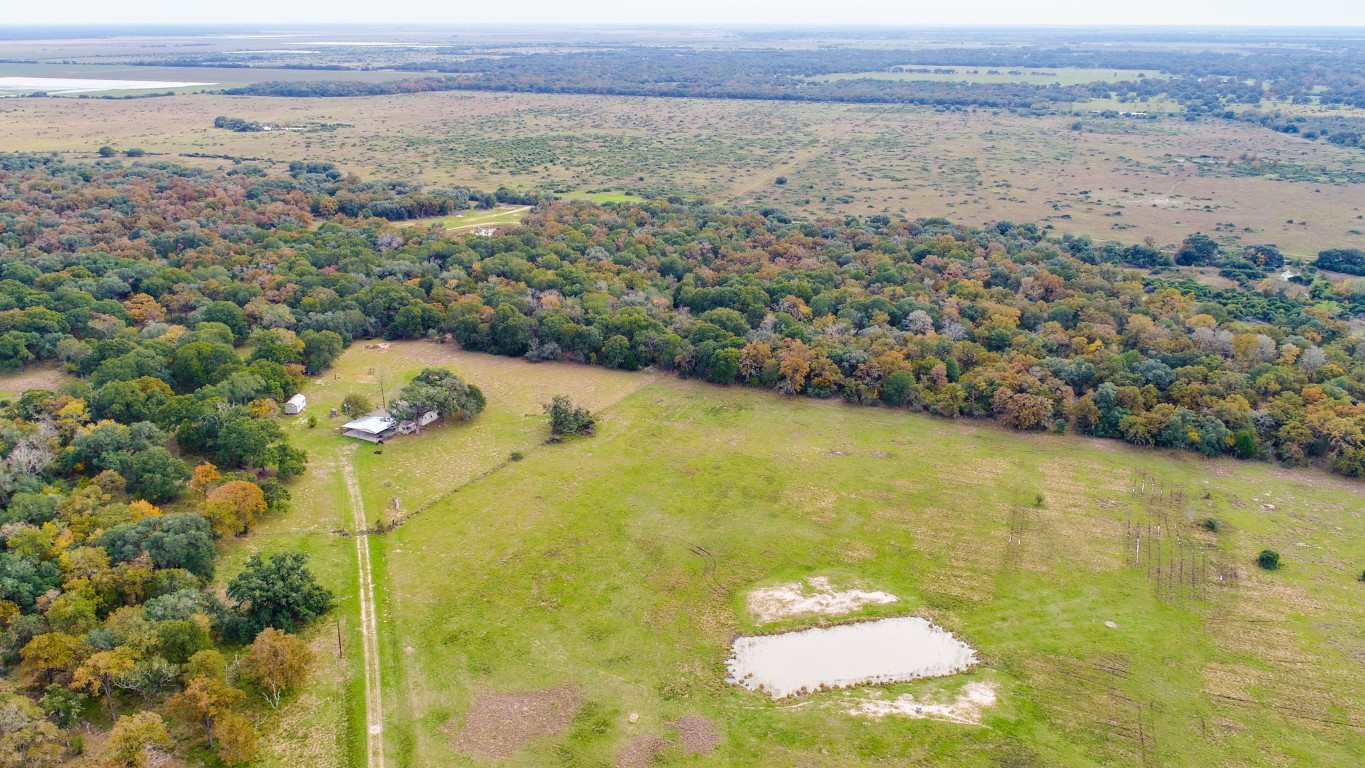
261 341 1365 767
3 90 1362 255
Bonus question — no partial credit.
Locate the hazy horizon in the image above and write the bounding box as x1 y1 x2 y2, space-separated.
5 1 1365 29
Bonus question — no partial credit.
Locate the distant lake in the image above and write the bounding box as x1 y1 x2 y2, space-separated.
0 76 215 95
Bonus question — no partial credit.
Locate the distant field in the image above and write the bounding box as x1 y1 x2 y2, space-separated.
3 90 1362 255
265 341 1365 767
813 65 1169 86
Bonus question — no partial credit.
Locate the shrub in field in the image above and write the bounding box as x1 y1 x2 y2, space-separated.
342 393 374 416
1257 550 1281 570
545 395 595 440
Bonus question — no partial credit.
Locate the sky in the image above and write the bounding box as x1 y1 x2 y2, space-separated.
6 0 1365 27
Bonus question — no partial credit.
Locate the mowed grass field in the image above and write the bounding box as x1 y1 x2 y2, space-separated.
258 341 1365 767
399 205 531 231
3 91 1363 255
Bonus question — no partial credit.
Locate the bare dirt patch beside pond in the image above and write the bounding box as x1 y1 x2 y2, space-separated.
747 576 897 623
850 681 998 724
448 686 583 759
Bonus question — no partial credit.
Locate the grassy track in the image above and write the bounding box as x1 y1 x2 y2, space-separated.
262 341 1364 767
342 451 386 768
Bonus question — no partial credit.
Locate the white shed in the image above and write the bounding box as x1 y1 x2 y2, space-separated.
285 394 307 415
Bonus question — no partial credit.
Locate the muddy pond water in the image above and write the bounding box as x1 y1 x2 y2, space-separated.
726 616 978 699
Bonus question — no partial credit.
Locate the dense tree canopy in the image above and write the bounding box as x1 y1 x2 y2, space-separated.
390 367 485 425
227 552 334 634
1 152 1362 486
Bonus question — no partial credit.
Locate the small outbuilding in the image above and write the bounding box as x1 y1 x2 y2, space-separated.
284 394 307 415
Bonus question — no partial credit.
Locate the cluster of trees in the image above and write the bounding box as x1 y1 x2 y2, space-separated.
0 154 344 764
211 116 265 133
390 367 485 425
1051 230 1290 288
1316 248 1365 276
544 394 595 440
0 422 331 766
1165 234 1287 285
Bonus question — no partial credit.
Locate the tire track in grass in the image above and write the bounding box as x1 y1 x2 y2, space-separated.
343 448 385 768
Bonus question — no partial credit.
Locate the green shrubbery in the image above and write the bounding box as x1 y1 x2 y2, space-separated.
545 395 595 440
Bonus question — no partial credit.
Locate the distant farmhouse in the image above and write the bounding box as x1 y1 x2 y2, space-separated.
340 406 439 443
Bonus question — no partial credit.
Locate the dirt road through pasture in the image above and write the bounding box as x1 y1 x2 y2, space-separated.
343 448 386 768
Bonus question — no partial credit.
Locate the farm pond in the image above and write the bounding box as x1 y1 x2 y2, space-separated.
726 617 978 699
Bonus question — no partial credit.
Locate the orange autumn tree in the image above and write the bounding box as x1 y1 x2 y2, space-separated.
188 462 222 499
201 481 266 537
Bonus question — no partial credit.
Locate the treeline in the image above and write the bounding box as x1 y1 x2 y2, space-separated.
223 76 473 99
213 43 1365 112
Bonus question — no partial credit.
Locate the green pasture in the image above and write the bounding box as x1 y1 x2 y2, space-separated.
260 342 1364 767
